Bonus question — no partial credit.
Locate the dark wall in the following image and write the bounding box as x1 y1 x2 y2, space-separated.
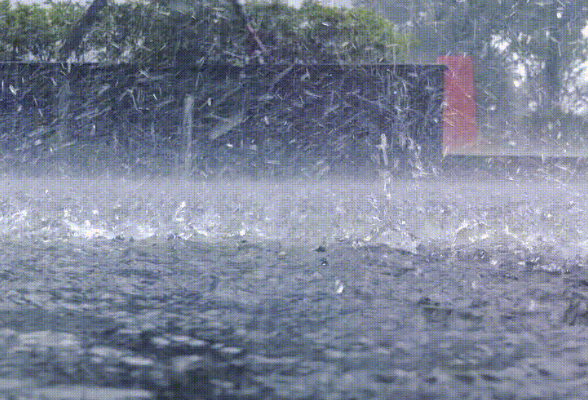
0 62 445 175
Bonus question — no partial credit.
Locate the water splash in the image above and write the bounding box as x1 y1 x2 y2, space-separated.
0 177 584 258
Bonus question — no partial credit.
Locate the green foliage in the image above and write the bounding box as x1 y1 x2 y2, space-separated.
0 0 82 60
248 0 409 63
0 0 409 64
86 1 173 63
91 0 234 64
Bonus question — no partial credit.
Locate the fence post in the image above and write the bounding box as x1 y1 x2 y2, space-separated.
181 94 194 178
57 79 72 167
57 80 71 143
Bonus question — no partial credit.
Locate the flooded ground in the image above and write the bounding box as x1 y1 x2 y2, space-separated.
1 175 588 399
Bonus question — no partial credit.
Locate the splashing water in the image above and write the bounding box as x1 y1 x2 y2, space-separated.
0 176 586 258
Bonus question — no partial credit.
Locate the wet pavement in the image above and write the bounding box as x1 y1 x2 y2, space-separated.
0 176 586 398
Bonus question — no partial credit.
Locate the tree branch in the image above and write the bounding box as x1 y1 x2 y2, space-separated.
59 0 108 60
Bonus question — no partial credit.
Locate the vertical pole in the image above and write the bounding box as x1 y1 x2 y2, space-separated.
57 79 72 167
57 80 71 144
181 94 194 178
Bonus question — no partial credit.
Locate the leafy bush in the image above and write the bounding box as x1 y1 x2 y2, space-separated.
0 0 410 65
295 1 409 62
0 0 83 61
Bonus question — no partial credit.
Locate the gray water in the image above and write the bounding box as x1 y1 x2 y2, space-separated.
1 175 588 399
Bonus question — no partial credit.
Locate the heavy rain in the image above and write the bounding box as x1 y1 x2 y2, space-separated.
2 0 588 398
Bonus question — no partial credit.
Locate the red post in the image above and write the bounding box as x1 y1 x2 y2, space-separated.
437 56 478 154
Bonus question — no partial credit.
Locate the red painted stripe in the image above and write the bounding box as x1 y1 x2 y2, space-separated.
437 56 478 154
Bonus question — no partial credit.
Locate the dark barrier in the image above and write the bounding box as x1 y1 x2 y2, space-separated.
0 62 445 176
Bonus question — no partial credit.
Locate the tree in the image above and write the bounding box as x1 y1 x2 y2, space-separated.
0 0 410 65
0 0 80 61
59 0 109 60
357 0 588 142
